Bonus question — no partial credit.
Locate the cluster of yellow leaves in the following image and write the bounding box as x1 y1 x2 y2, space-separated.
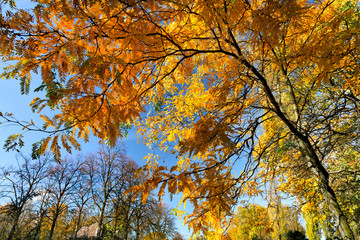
226 203 304 240
226 204 272 240
40 204 71 240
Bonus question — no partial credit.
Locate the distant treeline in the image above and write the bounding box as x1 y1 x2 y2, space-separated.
0 143 185 240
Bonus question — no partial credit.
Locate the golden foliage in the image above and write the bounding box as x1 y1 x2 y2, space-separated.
1 0 360 237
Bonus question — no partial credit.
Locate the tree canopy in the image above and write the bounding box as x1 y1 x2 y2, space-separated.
1 0 360 239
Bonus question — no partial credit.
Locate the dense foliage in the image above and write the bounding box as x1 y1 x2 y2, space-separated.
1 0 360 239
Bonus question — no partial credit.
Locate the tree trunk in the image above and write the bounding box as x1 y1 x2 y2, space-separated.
135 216 140 240
73 209 83 240
297 139 355 240
281 66 355 240
98 204 106 238
7 223 17 240
232 47 356 240
33 210 45 240
6 210 21 240
48 213 59 240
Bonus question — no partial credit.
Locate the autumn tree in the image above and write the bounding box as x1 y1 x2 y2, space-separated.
226 203 272 240
29 179 52 240
227 203 304 240
326 149 360 238
1 0 360 239
0 154 49 240
44 158 81 240
68 165 92 240
142 202 178 240
83 142 134 238
108 154 138 240
82 142 179 240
